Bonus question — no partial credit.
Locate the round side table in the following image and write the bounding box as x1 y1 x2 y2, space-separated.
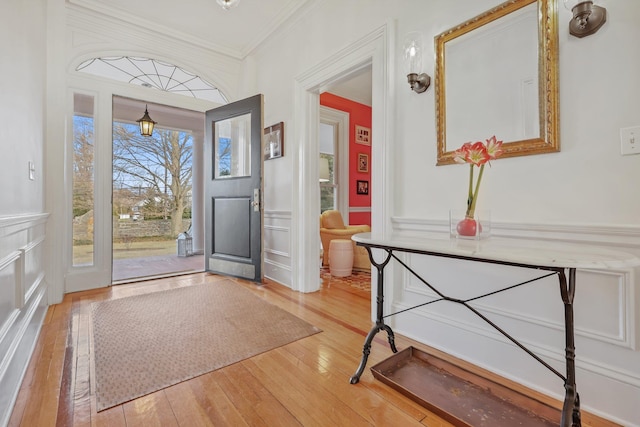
329 239 354 277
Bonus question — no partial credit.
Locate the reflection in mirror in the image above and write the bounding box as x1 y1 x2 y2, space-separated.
214 113 252 178
435 0 559 165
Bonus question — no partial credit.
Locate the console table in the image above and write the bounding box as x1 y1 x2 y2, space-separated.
349 232 640 427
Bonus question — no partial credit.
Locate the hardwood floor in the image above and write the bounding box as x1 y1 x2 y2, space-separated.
9 272 619 426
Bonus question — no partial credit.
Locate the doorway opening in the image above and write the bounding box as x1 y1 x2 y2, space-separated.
318 67 373 286
111 96 205 282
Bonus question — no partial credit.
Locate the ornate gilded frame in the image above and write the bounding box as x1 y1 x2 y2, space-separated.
435 0 559 165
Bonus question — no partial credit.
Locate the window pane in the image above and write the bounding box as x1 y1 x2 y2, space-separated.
320 185 336 212
215 113 251 178
320 153 336 212
72 93 95 266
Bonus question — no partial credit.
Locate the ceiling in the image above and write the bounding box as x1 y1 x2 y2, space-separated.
71 0 372 106
327 68 372 107
71 0 315 59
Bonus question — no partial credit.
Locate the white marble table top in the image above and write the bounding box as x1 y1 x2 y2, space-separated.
352 233 640 270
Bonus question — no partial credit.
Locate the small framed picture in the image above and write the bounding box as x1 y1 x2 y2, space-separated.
357 153 369 173
356 180 369 195
355 125 371 146
264 122 284 160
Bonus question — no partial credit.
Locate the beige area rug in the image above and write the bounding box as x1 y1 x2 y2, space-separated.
92 279 321 411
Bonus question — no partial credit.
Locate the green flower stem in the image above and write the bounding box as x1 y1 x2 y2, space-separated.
466 164 474 216
467 164 485 219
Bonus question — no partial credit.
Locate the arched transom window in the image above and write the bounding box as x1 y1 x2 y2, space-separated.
77 56 228 104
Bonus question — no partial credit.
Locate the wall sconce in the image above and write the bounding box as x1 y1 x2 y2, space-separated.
136 105 156 137
564 1 607 38
403 32 431 93
319 157 330 182
216 0 240 10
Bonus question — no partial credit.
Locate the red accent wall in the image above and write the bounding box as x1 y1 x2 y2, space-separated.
320 93 371 226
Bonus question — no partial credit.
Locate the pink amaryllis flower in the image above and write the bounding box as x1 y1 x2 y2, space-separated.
485 135 504 160
454 136 503 220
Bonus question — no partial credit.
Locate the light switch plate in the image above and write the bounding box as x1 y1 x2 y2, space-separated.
620 126 640 156
28 161 35 180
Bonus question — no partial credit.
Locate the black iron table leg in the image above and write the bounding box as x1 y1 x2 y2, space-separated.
350 248 395 384
560 268 581 427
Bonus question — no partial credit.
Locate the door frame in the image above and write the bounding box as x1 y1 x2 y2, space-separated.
64 74 216 294
292 22 394 293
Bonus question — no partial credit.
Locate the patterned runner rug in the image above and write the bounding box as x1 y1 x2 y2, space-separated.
92 279 321 411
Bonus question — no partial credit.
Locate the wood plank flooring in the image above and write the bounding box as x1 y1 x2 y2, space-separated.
8 272 620 426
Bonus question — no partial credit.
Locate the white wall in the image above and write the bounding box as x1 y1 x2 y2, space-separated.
249 0 640 425
4 0 639 424
0 0 50 425
0 0 46 216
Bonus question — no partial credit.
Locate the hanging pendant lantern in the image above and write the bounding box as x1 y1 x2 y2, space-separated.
137 105 156 137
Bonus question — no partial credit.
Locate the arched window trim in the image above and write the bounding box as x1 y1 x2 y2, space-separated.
76 56 228 104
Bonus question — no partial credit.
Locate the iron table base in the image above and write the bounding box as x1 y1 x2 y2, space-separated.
349 242 581 427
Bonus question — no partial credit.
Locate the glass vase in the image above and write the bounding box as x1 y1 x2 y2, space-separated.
449 210 491 240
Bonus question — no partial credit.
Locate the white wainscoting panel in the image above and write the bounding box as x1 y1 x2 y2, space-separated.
0 214 49 427
388 216 640 426
264 211 292 287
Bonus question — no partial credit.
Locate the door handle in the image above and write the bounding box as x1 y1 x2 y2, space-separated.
252 188 260 212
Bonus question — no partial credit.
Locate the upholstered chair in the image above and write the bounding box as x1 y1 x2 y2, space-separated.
319 210 371 271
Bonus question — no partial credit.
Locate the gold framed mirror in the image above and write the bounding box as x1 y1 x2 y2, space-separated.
435 0 558 165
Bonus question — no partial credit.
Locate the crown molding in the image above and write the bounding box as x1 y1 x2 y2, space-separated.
67 0 243 59
67 0 317 60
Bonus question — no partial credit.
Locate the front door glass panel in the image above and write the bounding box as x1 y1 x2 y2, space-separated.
214 113 251 179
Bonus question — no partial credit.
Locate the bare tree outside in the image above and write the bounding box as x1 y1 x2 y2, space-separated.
320 153 335 213
72 110 96 266
112 123 193 237
73 116 95 217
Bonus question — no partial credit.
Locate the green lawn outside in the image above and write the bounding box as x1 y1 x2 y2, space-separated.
73 239 177 265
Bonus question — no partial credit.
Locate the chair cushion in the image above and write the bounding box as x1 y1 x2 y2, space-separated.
321 210 345 229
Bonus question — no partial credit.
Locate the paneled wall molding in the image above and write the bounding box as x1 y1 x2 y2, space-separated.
263 210 292 287
394 298 571 365
391 216 640 248
264 247 290 258
24 273 45 309
22 231 46 304
403 263 635 349
264 210 293 219
394 299 640 390
0 213 49 238
0 252 21 274
265 258 292 272
0 212 49 426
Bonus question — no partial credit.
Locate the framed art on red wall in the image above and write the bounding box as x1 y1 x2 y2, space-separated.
355 125 371 145
356 180 369 195
357 153 369 173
